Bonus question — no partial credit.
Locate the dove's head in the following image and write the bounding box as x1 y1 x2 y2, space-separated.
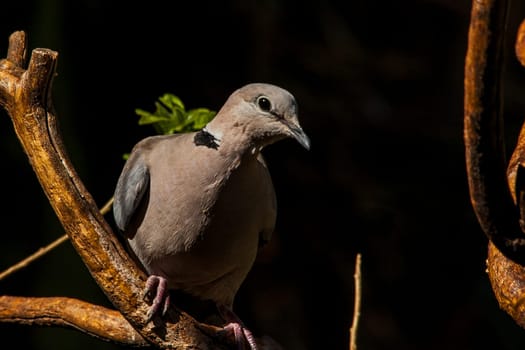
206 83 310 151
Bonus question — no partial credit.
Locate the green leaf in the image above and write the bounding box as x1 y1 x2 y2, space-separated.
187 108 217 130
159 93 185 111
135 109 170 125
134 93 216 136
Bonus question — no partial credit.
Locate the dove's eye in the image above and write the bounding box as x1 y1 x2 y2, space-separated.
256 96 272 112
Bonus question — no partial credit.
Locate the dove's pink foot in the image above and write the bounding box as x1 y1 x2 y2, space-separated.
144 275 171 321
219 304 258 350
142 278 257 349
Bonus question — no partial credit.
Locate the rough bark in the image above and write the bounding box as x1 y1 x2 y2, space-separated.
464 0 525 264
465 0 525 332
0 296 148 347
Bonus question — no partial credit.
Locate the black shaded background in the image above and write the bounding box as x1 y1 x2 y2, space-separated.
2 1 525 349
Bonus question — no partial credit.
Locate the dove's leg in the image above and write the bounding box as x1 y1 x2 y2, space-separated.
142 279 257 349
144 275 171 321
219 304 258 350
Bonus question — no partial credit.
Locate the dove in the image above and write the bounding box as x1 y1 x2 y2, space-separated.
113 83 310 349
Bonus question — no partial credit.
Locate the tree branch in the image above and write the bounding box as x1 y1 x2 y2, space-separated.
486 13 525 332
0 296 148 347
487 242 525 329
349 253 361 350
464 0 525 264
0 30 231 349
465 0 525 332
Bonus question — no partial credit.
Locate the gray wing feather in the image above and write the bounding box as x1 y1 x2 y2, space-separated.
113 154 150 233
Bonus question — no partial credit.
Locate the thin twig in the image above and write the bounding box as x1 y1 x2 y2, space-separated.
99 196 114 215
349 253 362 350
0 234 68 281
0 197 114 282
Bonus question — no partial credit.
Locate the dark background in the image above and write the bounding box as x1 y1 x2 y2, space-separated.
2 1 525 349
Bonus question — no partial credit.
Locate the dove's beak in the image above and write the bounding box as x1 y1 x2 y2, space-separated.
288 123 310 150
